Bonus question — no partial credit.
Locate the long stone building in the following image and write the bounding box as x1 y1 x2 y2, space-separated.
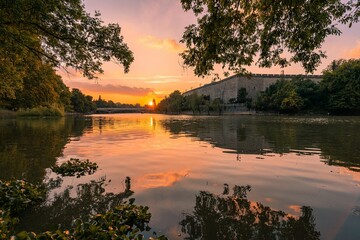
183 74 322 103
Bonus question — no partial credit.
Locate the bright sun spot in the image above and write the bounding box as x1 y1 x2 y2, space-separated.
148 101 153 106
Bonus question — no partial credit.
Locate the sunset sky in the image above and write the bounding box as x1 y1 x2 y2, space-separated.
61 0 360 105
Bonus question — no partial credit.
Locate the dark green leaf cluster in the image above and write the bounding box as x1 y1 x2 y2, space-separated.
11 203 162 240
70 89 97 113
255 77 321 113
255 59 360 115
321 59 360 114
0 179 44 214
51 158 98 178
180 0 358 76
157 90 227 115
181 184 320 240
156 90 184 114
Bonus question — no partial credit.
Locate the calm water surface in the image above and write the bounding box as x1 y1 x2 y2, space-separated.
1 114 360 239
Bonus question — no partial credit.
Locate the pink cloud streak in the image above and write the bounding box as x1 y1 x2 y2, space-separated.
67 81 155 96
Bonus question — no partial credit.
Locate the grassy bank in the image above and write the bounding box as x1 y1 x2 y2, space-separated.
0 107 64 118
0 109 17 118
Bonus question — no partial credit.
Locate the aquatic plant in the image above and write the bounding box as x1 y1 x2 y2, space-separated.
51 158 98 178
0 159 167 239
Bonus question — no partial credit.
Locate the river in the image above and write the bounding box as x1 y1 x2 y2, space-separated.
1 114 360 239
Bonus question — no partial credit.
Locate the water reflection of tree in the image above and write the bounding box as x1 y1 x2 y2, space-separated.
161 116 360 172
255 118 360 171
180 185 320 240
0 117 91 182
17 176 133 232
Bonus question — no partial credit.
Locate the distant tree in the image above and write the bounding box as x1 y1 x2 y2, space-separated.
188 92 202 114
156 90 183 114
321 59 360 114
237 88 248 103
180 0 358 76
211 98 224 115
255 79 304 113
292 77 321 110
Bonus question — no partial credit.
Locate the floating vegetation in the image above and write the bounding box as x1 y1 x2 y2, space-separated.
0 159 167 239
0 179 44 213
51 158 98 178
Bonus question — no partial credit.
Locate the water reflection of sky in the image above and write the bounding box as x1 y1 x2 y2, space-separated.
57 114 360 239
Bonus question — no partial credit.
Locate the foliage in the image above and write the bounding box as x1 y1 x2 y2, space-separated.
255 77 323 113
71 89 97 113
0 0 134 80
51 158 98 178
156 90 184 114
12 202 165 240
180 0 358 76
181 184 320 240
321 59 360 114
0 56 72 112
210 97 224 115
94 96 142 109
16 106 64 117
0 179 44 214
237 88 248 104
0 209 17 239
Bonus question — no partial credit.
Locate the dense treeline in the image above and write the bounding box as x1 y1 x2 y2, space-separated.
94 96 142 109
157 59 360 115
256 59 360 114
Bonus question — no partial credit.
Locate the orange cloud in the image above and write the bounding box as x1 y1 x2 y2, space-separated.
139 35 185 52
137 169 189 189
345 42 360 58
288 205 302 213
66 81 155 96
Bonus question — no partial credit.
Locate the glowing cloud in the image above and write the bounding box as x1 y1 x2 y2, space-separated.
66 81 155 96
345 41 360 58
137 169 189 189
139 35 185 52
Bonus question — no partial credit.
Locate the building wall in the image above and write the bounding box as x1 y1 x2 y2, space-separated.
183 74 322 102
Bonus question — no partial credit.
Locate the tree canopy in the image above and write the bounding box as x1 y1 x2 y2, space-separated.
321 59 360 114
0 0 134 80
180 0 359 76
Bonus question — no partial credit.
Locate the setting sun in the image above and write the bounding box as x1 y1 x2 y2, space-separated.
148 100 154 106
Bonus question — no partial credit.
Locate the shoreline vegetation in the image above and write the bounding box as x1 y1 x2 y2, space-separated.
156 59 360 117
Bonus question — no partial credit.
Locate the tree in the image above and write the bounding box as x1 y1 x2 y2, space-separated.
156 90 184 114
71 88 96 113
180 0 358 76
255 79 304 113
0 56 72 112
188 92 202 113
211 97 224 115
321 59 360 114
237 88 248 103
0 0 134 80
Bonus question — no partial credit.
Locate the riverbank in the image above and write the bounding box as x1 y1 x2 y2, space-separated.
0 109 16 118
